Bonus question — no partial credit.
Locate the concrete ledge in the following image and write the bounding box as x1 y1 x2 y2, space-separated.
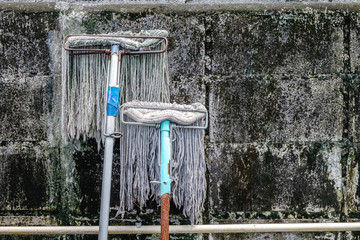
3 2 360 13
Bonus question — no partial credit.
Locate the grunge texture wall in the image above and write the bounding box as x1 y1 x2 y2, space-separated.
1 2 360 240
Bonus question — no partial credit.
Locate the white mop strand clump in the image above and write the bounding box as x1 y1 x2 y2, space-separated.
118 101 207 224
64 31 166 51
123 101 206 125
61 30 169 143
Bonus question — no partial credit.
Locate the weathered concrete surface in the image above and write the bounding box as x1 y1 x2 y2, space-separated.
206 11 344 75
207 143 342 215
0 10 57 142
1 2 360 240
0 142 48 210
170 75 206 104
0 76 48 142
349 13 360 142
0 10 58 76
209 75 344 143
0 0 353 3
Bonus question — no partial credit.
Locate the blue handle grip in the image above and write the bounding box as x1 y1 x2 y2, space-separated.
106 86 120 117
160 120 171 196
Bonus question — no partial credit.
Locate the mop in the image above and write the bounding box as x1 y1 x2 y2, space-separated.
119 101 208 240
61 30 169 144
62 31 207 240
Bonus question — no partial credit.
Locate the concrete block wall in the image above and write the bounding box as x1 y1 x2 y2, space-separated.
1 2 360 240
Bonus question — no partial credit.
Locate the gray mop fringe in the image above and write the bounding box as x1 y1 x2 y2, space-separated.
117 117 206 225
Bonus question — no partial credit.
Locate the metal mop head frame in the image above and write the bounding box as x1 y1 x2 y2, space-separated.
120 101 208 128
118 101 208 225
63 33 168 55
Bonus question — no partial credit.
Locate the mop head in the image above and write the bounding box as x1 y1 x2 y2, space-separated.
61 30 169 144
64 30 167 50
122 101 206 125
118 101 207 224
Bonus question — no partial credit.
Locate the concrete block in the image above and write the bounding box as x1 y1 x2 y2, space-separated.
0 142 48 210
207 11 344 75
0 10 58 76
0 215 56 227
349 76 360 143
350 13 360 73
170 75 206 104
0 75 48 142
342 144 360 216
209 75 343 143
72 140 102 215
207 142 342 214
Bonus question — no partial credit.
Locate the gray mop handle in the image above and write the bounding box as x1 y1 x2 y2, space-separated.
98 45 120 240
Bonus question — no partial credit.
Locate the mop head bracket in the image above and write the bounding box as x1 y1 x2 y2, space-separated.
119 101 208 130
63 33 168 55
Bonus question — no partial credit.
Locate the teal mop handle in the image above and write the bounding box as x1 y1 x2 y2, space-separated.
160 120 171 240
160 120 171 196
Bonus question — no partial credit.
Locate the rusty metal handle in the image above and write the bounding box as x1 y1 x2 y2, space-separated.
161 194 170 240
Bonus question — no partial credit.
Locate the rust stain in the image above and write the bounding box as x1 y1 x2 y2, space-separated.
161 193 170 240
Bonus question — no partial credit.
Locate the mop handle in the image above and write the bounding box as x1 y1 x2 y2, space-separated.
160 120 171 240
98 45 120 240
